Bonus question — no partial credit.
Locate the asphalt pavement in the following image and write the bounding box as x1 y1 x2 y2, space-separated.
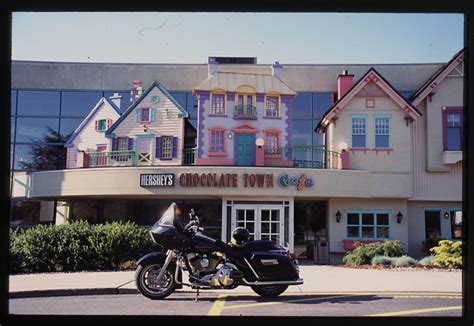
9 291 463 317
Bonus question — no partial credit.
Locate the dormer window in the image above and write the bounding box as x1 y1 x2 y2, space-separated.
136 107 154 124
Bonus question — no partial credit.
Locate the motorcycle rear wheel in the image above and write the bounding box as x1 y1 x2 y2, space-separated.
135 263 176 300
251 284 288 297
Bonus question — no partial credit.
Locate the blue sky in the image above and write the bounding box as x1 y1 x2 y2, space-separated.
12 12 464 64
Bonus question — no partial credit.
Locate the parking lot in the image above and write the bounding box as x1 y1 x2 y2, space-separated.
9 291 463 317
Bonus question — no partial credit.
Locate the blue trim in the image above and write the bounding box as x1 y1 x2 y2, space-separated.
345 209 391 240
423 208 443 239
447 207 462 240
373 114 392 149
350 114 368 148
64 97 120 147
105 80 189 137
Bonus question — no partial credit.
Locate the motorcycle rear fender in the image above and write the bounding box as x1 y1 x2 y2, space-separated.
136 252 182 289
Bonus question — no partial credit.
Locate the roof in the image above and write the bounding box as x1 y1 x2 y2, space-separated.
192 71 297 95
315 67 422 133
64 97 120 147
410 48 465 106
105 80 188 137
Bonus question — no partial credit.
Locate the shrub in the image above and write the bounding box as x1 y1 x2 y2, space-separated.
9 221 158 274
393 255 417 267
430 240 463 269
418 256 434 266
343 240 406 266
371 256 394 266
421 237 442 256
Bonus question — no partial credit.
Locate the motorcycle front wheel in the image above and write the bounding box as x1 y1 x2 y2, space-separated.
251 284 288 297
135 263 176 300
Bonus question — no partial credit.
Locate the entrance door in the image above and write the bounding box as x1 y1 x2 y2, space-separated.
235 133 255 166
136 137 152 166
231 204 284 246
96 145 107 167
258 206 284 246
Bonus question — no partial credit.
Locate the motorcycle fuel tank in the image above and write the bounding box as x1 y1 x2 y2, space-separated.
191 233 223 254
150 225 190 250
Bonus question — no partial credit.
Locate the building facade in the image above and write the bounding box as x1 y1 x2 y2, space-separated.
10 51 464 263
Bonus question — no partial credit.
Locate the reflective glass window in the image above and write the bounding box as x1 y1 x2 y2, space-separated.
312 93 333 119
16 117 60 143
60 118 83 137
61 91 103 117
11 90 17 115
13 143 65 171
11 118 15 142
292 93 312 119
17 91 60 116
186 93 197 119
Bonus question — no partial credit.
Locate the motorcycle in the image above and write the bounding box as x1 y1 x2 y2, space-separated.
135 202 303 300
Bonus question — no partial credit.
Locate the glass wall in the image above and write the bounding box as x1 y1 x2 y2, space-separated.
10 89 198 172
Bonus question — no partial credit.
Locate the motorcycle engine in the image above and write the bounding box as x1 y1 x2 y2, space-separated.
187 252 221 274
216 264 238 288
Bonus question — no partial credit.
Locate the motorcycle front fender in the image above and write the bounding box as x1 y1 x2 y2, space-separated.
136 252 168 266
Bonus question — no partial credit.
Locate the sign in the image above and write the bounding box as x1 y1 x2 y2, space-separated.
277 173 313 191
178 173 273 188
140 174 174 187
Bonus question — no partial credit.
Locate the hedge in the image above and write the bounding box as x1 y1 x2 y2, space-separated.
9 220 159 274
430 240 463 269
342 240 406 266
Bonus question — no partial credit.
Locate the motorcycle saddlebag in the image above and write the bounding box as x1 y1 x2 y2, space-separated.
249 250 299 281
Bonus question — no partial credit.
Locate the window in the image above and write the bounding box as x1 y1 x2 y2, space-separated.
265 96 280 117
374 116 390 148
117 137 129 151
97 119 107 132
161 136 173 159
346 210 389 240
450 209 463 240
211 93 226 115
246 95 254 106
140 108 151 123
17 91 61 116
210 129 225 154
237 95 244 107
351 116 367 148
312 93 333 119
60 118 83 137
443 107 463 151
11 90 17 115
424 210 441 240
16 117 60 143
264 131 280 152
293 93 312 119
61 91 103 117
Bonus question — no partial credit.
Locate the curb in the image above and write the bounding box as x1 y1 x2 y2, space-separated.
9 288 139 299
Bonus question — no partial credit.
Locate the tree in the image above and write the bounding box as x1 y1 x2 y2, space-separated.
20 127 71 171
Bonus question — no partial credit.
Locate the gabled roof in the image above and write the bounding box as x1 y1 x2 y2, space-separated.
315 67 422 133
64 97 120 148
411 48 465 106
192 71 297 95
105 80 189 137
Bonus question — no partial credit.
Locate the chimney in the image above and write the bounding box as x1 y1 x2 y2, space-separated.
109 92 122 109
208 57 218 77
130 80 143 103
272 61 282 80
337 70 354 100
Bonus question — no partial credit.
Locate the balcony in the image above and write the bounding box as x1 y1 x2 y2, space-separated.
264 145 342 169
234 104 257 119
183 147 197 166
85 150 135 168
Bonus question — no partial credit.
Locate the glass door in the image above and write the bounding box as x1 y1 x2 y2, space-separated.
231 205 257 241
258 206 284 246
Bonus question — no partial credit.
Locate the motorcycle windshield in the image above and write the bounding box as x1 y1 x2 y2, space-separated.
154 202 177 228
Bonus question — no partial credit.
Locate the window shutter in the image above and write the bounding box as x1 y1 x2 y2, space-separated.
111 138 118 151
156 137 162 158
136 109 140 123
172 137 178 158
128 138 134 151
150 108 155 122
107 119 112 129
94 120 98 131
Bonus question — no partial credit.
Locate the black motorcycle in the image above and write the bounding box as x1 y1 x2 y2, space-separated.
135 202 303 300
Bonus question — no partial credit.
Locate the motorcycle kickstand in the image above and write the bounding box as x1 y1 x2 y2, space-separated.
194 288 199 302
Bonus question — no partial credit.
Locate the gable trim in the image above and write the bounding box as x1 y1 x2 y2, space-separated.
315 67 422 133
105 80 188 137
64 97 120 148
411 48 465 106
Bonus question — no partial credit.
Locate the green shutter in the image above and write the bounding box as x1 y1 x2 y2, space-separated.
150 108 155 122
136 109 140 123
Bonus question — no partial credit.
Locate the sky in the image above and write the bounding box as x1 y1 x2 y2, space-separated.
12 12 464 64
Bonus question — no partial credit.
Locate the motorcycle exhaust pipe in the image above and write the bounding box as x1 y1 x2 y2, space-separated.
241 278 304 286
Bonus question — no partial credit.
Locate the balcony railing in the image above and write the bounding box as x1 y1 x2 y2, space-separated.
86 150 135 168
234 104 257 119
183 147 197 165
265 145 341 169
